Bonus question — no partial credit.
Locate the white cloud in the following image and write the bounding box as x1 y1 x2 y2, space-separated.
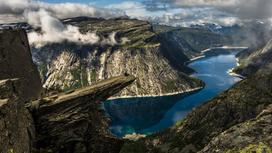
26 9 101 47
0 0 124 23
107 1 160 18
146 0 272 20
0 0 124 46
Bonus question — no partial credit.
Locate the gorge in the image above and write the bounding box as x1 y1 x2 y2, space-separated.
104 49 243 138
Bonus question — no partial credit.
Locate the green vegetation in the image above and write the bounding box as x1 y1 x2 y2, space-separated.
38 64 48 79
90 69 97 82
164 80 177 92
81 68 88 87
225 142 272 153
120 141 148 153
174 119 186 128
63 68 82 91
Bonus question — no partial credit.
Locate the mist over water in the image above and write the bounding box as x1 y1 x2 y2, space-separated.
103 50 242 137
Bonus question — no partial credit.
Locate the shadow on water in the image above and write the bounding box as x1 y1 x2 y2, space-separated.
103 90 200 137
103 50 242 137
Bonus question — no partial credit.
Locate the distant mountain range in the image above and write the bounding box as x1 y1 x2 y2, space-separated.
191 21 272 49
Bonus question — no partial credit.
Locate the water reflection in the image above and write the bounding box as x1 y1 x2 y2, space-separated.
103 90 199 137
103 51 242 137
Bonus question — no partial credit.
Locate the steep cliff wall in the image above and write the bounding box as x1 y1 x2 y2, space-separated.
0 29 41 153
234 39 272 76
0 29 136 153
0 29 42 100
31 18 226 97
0 79 36 153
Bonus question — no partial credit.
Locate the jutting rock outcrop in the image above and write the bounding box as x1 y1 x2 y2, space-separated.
0 29 135 153
31 76 135 152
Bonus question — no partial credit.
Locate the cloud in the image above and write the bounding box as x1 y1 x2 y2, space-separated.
108 1 240 27
26 9 100 47
0 0 124 22
0 0 124 47
144 0 272 20
107 1 161 18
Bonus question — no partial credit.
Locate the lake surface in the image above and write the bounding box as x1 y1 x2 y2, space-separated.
103 51 242 137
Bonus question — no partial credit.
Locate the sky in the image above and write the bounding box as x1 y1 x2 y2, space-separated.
1 0 271 46
39 0 272 27
43 0 134 6
1 0 272 27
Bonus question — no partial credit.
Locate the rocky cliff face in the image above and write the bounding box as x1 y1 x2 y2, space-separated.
234 39 272 76
200 104 272 153
0 29 41 153
32 75 135 153
0 29 136 153
30 17 230 97
0 29 42 100
0 79 36 153
120 62 272 153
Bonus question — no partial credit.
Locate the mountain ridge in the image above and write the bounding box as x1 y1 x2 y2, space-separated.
29 17 231 97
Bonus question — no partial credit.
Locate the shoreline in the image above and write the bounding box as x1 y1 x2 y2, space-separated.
186 46 247 65
227 68 245 79
201 46 248 53
107 46 246 101
107 87 203 100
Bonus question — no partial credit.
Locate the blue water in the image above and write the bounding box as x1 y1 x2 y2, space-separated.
103 51 242 137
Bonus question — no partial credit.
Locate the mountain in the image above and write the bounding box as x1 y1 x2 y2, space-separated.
191 21 272 49
0 22 31 31
119 55 272 153
0 18 232 97
153 25 229 58
234 39 272 76
29 17 232 97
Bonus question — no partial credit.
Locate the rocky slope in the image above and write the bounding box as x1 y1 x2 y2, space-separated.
0 29 41 153
0 79 36 153
0 29 42 100
234 39 272 76
192 21 272 49
120 60 272 153
32 75 135 153
200 104 272 153
30 17 231 97
0 29 136 153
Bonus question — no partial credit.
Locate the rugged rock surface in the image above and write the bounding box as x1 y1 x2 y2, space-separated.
0 29 39 153
31 75 135 153
0 79 36 153
154 25 229 59
200 104 272 153
0 75 135 153
30 17 230 97
120 63 272 153
0 29 42 100
0 29 136 153
234 39 272 76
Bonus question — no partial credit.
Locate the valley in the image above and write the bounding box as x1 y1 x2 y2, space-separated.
104 49 242 138
29 17 233 97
